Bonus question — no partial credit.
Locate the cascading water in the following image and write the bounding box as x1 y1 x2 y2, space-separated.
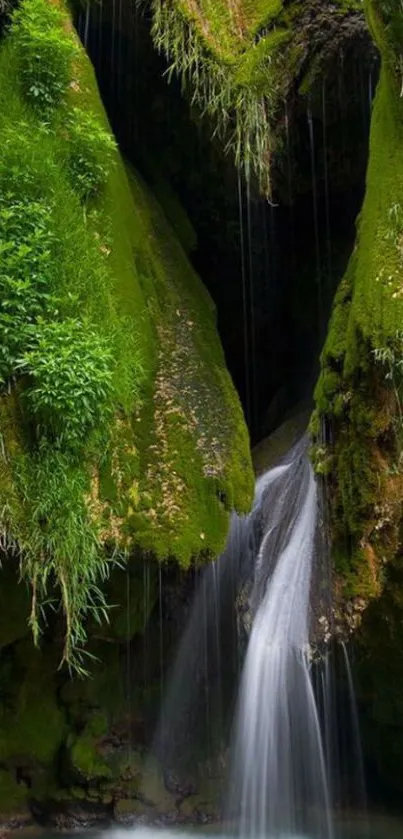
227 441 333 839
153 438 334 837
150 437 373 839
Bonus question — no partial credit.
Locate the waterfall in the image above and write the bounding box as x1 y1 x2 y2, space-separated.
227 441 333 839
151 438 369 838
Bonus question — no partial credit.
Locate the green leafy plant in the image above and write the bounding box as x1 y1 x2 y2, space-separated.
0 196 58 380
11 0 77 115
66 107 117 199
17 318 115 448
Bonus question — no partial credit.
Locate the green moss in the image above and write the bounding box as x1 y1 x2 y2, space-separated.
0 640 66 765
355 558 403 794
0 0 254 667
313 1 403 602
68 715 111 781
96 168 254 564
0 769 30 815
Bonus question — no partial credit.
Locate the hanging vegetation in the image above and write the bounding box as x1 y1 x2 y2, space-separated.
146 0 364 195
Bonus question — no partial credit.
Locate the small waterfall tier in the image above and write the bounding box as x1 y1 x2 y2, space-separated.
227 440 333 839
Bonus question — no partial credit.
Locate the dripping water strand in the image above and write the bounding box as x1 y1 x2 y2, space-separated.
202 572 211 760
117 0 123 104
157 563 165 748
143 562 150 740
212 562 223 746
159 564 164 702
237 171 251 429
341 641 368 819
368 70 373 119
246 178 258 439
97 0 103 74
284 100 297 284
322 78 332 297
307 104 323 338
83 1 90 50
126 566 132 760
111 0 116 98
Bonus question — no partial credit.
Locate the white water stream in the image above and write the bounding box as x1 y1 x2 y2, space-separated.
227 443 333 839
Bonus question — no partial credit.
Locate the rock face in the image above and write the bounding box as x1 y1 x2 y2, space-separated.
312 0 403 797
312 0 403 612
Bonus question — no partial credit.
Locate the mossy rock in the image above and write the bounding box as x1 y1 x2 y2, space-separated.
0 640 66 768
138 757 175 813
311 2 403 794
0 0 254 668
60 641 125 723
148 0 367 193
0 769 32 826
67 735 111 784
114 797 152 824
252 405 310 476
0 560 30 648
313 0 403 604
101 749 143 792
179 793 217 821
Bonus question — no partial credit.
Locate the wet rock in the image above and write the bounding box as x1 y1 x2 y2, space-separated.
138 758 176 813
0 808 33 831
43 800 112 830
163 768 196 799
114 798 152 825
179 794 218 823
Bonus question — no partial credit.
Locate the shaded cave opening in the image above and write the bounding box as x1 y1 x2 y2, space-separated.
76 0 377 445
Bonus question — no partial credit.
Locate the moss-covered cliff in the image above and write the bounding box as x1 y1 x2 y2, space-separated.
310 0 403 797
0 0 254 673
312 0 403 605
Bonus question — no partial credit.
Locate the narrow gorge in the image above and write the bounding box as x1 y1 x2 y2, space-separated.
0 0 402 837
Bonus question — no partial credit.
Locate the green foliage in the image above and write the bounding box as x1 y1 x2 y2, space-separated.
11 0 77 115
18 319 114 449
66 107 117 199
15 444 113 673
150 0 280 193
0 0 139 673
0 195 58 379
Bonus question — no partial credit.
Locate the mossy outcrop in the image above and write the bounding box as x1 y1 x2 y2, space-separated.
0 0 254 670
147 0 366 194
311 3 403 791
312 0 403 606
